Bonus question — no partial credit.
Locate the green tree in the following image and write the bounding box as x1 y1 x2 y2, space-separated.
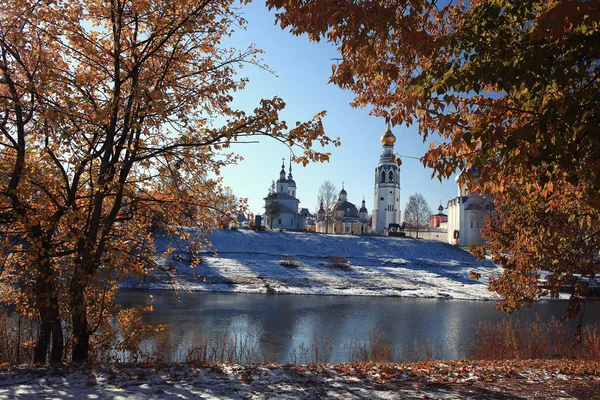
267 0 600 317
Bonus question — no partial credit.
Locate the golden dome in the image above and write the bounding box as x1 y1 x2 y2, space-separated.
381 125 396 145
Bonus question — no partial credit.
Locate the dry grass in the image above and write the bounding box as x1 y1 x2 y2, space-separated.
345 327 394 362
469 317 600 360
327 255 351 269
280 255 299 267
290 330 333 364
185 330 267 364
344 327 441 363
401 339 442 363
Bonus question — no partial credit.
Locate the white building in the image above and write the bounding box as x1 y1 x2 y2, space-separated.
372 125 401 235
315 186 370 235
446 169 495 246
263 159 306 230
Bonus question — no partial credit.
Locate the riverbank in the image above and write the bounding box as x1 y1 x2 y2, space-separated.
125 229 503 300
2 360 598 399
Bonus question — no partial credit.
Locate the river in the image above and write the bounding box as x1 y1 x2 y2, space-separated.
116 289 600 363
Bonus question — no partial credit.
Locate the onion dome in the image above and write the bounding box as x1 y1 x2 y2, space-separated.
287 160 296 187
381 124 396 145
360 198 368 213
438 204 444 213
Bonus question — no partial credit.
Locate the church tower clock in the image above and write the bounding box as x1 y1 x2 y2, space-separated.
372 125 401 235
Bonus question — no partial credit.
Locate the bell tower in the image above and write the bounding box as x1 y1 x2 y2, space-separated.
372 124 401 234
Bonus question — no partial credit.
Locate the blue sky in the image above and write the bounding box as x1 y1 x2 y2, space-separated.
219 2 458 216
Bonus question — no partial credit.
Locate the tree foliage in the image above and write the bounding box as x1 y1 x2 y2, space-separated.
267 0 600 317
0 0 336 363
404 193 432 239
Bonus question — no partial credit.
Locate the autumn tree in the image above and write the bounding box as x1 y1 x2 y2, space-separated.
404 193 432 239
267 0 600 317
0 0 337 363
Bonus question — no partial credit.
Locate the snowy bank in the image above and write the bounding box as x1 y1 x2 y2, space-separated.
123 229 501 300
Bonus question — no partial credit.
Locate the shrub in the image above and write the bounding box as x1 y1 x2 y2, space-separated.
280 255 299 267
328 255 351 269
468 317 600 360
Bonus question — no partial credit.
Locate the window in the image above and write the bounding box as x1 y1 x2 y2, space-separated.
470 220 473 229
280 186 283 191
278 218 282 224
381 171 385 182
292 218 294 224
389 171 394 182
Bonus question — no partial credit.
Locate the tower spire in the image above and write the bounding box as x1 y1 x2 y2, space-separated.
288 151 293 178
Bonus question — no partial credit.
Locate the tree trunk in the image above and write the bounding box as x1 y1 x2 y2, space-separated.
49 309 64 364
33 316 50 363
33 256 64 364
70 275 89 363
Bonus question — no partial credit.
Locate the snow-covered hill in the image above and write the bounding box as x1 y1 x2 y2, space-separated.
127 229 501 300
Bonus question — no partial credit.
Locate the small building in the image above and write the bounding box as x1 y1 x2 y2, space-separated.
446 168 495 246
262 159 307 230
315 186 370 235
429 204 448 228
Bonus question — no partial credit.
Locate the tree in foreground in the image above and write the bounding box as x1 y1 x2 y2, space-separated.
404 194 432 239
267 0 600 318
0 0 337 363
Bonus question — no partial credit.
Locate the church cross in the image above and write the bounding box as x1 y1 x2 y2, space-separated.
342 181 345 189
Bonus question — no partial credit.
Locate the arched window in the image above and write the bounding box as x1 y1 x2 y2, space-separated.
470 220 473 229
389 171 394 182
381 171 385 182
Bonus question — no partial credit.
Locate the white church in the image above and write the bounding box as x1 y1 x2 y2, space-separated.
446 167 496 246
371 125 402 235
262 159 307 230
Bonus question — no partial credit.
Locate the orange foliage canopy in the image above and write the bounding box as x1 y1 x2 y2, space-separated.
267 0 600 317
0 0 336 363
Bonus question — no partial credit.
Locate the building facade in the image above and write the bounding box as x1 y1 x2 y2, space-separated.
446 170 495 246
263 159 307 230
372 126 401 235
315 186 370 235
429 204 448 228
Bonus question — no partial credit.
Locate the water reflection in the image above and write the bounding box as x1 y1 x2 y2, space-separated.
115 290 599 363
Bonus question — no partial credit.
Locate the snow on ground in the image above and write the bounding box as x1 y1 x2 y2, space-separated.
123 229 502 300
2 361 599 400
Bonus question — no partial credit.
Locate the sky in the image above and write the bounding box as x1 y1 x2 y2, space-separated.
218 2 458 217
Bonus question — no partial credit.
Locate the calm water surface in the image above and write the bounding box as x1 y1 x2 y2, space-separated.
115 290 600 363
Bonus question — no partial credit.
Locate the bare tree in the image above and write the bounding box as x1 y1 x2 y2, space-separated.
317 181 337 211
316 181 337 232
404 193 432 239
